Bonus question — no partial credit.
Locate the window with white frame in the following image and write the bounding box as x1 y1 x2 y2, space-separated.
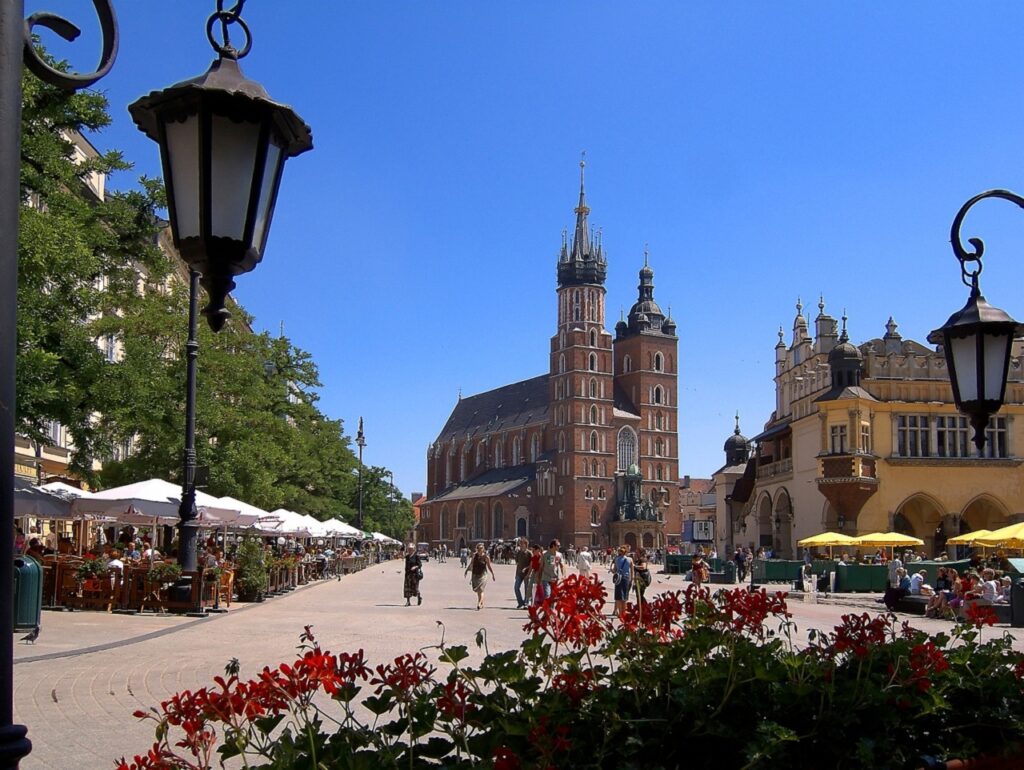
585 486 592 499
830 424 847 454
617 428 636 470
653 386 663 405
512 436 521 465
985 416 1009 459
591 506 599 525
589 378 597 398
590 329 597 347
591 460 598 476
654 352 663 371
936 415 969 458
590 431 598 451
655 412 663 430
590 405 598 424
623 355 631 373
589 353 597 371
476 442 484 467
531 434 539 462
897 415 929 457
860 422 872 453
598 486 606 499
559 354 566 374
494 441 504 467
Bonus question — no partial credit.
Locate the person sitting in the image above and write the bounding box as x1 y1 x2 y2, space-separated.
107 549 125 572
996 576 1012 603
24 538 45 561
883 567 910 611
909 570 931 596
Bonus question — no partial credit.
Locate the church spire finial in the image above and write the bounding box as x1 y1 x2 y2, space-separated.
572 152 590 256
734 411 741 435
644 243 649 266
839 309 849 343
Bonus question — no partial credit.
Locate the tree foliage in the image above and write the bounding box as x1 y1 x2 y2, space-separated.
17 63 405 529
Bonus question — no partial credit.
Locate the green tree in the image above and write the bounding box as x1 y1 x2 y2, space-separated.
356 466 415 540
17 64 167 478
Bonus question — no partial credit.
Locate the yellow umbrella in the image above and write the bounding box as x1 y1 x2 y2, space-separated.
851 532 925 547
797 532 858 547
974 521 1024 549
946 529 992 546
797 531 858 560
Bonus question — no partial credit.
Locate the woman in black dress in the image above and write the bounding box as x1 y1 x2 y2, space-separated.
404 543 423 606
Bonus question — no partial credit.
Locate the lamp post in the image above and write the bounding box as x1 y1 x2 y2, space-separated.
128 1 312 572
356 417 366 531
931 189 1024 452
2 3 118 765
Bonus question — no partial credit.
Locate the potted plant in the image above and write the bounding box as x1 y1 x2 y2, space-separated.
147 562 182 586
234 537 267 602
76 556 109 590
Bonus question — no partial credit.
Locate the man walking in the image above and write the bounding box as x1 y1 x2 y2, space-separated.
513 538 532 609
577 544 593 578
540 539 566 600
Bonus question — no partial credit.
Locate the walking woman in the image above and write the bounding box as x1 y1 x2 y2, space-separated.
611 545 634 615
634 548 652 604
466 543 496 610
404 543 423 606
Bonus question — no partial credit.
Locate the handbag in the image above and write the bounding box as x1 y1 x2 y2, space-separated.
415 567 423 581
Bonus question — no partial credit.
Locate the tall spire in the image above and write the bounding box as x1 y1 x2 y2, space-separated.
572 152 590 259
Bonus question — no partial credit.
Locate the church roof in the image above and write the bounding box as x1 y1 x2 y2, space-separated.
435 374 549 444
426 464 536 503
613 381 639 417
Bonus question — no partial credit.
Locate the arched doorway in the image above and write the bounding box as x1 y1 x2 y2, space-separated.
642 532 654 549
624 532 638 551
961 495 1011 533
894 494 944 556
516 517 528 539
773 489 793 558
458 536 466 552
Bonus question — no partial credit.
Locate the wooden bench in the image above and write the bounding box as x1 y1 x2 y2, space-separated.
894 594 1012 623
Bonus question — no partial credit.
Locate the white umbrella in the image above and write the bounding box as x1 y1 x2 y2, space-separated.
265 508 313 537
74 478 240 524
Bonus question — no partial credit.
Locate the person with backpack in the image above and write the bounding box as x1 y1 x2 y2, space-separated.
611 545 634 615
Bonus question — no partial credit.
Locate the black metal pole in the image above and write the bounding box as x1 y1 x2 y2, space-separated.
356 445 364 531
0 0 31 760
178 269 200 573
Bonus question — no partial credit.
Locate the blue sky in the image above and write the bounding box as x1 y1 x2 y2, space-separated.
29 2 1024 496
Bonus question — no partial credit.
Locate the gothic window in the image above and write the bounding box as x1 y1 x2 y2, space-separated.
653 386 663 405
623 355 631 373
457 505 466 529
493 504 503 539
474 503 485 539
585 486 592 499
445 450 453 486
589 378 597 398
475 441 484 467
617 428 636 470
559 354 566 374
459 450 467 480
589 353 597 371
559 330 565 348
654 352 663 371
656 465 664 481
494 441 504 467
512 436 522 465
558 405 565 426
590 431 598 451
531 434 540 462
590 329 597 347
558 432 565 452
555 380 562 400
591 506 599 525
655 412 664 430
440 507 449 540
655 438 664 457
590 405 598 424
598 486 606 500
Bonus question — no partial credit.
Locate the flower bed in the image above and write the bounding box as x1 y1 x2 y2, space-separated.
118 576 1024 769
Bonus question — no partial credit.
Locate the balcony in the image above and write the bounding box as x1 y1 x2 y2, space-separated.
756 458 792 480
816 452 879 521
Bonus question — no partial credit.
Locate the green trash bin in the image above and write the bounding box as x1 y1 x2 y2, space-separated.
13 555 43 632
723 561 737 583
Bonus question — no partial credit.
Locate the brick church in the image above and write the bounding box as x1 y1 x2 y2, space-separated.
418 163 679 551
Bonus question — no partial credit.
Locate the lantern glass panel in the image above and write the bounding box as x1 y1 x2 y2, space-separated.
251 140 283 254
165 117 201 239
210 115 261 239
983 332 1011 401
949 334 978 402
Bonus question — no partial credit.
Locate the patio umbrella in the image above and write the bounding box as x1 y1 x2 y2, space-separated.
850 532 925 548
974 522 1024 549
14 477 73 519
796 531 858 559
946 529 993 546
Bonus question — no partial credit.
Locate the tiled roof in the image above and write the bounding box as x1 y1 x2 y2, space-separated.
682 478 714 494
425 464 536 504
435 375 549 444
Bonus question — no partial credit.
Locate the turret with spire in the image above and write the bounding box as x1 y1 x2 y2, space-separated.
557 156 607 288
618 245 672 338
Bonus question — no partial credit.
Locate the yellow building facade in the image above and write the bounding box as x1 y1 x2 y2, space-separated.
735 300 1024 558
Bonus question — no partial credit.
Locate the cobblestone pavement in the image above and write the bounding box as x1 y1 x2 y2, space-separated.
14 560 1024 769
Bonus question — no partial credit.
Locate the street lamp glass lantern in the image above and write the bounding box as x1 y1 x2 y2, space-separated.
129 56 312 330
932 289 1021 449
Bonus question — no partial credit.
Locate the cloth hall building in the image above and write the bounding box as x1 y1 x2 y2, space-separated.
417 166 680 551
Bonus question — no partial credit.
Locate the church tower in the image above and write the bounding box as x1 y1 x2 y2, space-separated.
550 159 616 546
613 252 680 506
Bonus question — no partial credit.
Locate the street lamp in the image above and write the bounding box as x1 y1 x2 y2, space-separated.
356 417 366 530
128 2 312 574
2 3 120 765
931 190 1024 451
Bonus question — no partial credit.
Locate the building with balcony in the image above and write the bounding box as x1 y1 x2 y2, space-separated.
727 299 1024 558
